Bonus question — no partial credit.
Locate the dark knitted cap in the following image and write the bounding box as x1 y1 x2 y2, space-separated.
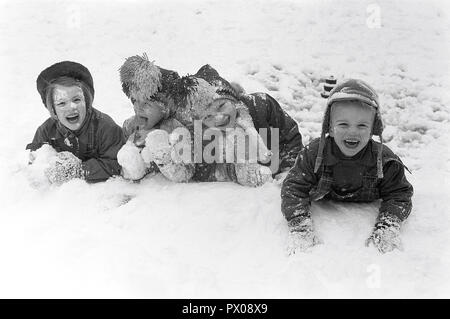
193 64 239 100
36 61 94 105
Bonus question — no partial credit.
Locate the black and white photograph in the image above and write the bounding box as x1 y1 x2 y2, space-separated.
0 0 449 300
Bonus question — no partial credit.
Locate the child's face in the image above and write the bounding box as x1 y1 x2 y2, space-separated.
132 94 172 131
53 85 87 131
201 97 237 130
329 101 375 157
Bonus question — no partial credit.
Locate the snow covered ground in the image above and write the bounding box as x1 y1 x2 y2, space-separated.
0 0 449 298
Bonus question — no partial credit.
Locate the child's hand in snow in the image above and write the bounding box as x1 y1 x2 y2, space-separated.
287 215 321 255
235 163 273 187
366 214 403 254
45 151 83 185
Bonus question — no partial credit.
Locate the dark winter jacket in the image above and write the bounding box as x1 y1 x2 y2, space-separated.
240 93 303 172
281 136 413 222
27 107 125 183
192 92 303 182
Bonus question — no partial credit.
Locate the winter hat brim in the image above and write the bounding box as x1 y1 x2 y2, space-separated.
36 61 94 106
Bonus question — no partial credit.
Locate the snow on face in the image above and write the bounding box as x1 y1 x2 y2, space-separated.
329 101 375 157
53 85 87 131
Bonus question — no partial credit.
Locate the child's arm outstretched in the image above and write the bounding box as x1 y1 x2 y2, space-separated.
366 159 414 253
281 144 321 254
82 122 125 183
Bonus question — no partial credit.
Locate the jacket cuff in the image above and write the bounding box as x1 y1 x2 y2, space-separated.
375 213 402 231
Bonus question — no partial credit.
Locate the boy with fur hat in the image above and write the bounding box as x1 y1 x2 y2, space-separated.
117 54 195 183
281 79 413 254
117 54 303 186
27 61 125 184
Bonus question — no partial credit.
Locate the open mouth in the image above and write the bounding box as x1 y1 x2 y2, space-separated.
343 139 360 149
204 114 232 129
66 114 80 124
214 114 231 127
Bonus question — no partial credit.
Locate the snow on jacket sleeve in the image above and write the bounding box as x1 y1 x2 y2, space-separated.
281 143 318 221
263 94 303 171
378 159 414 221
82 116 126 183
243 93 303 173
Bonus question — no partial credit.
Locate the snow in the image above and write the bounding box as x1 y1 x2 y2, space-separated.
0 0 449 298
117 141 148 180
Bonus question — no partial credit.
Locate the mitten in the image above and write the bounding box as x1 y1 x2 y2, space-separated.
117 141 148 181
366 214 403 253
287 215 321 255
141 129 194 182
141 129 173 165
44 151 83 185
235 163 273 187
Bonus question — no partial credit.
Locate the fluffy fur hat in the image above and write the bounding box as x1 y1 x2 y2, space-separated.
119 53 183 109
36 61 94 106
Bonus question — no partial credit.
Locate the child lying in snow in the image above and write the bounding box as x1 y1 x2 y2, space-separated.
117 54 303 187
26 61 125 184
281 79 413 254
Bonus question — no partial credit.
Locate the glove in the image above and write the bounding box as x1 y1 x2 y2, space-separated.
287 215 321 255
44 151 83 185
235 163 273 187
366 214 403 254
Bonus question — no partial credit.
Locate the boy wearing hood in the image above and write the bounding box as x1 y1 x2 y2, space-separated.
27 61 125 184
281 79 413 254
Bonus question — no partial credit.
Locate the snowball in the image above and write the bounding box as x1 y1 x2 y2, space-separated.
25 144 58 188
117 141 147 181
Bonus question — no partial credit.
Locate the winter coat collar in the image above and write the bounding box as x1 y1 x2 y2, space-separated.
322 136 377 167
